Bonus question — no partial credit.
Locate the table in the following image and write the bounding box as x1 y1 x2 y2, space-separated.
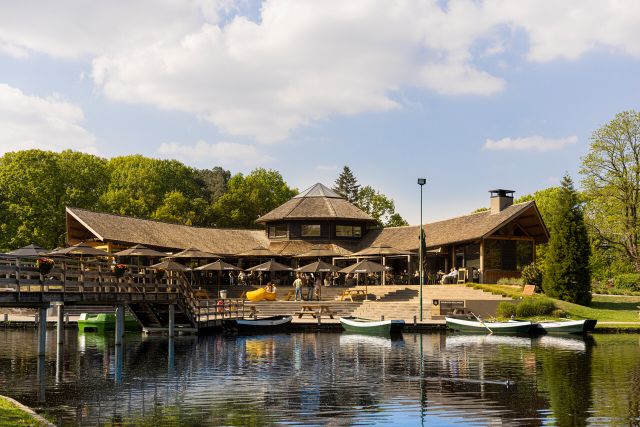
295 305 335 319
339 289 367 302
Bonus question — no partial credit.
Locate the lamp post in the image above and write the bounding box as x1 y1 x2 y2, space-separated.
417 178 426 321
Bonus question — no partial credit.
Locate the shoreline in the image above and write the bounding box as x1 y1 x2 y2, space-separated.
0 395 55 427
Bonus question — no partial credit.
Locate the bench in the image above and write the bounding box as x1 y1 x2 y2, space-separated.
338 289 367 302
294 305 336 319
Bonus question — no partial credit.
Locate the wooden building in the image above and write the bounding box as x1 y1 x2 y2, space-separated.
65 184 548 283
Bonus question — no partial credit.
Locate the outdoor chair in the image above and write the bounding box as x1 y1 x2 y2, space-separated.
457 268 467 284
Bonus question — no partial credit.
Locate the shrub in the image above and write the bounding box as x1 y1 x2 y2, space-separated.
497 301 517 318
515 297 556 317
551 309 567 318
497 277 524 286
612 273 640 291
521 263 543 288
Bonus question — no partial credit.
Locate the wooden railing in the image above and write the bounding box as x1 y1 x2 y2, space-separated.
0 257 244 327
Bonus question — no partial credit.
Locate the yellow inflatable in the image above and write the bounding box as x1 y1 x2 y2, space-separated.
246 288 277 302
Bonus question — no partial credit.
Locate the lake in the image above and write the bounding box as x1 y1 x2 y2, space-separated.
0 328 639 426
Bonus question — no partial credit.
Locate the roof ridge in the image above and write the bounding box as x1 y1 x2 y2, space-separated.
325 197 338 217
66 207 265 233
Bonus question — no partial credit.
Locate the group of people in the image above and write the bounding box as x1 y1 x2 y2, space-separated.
292 273 333 301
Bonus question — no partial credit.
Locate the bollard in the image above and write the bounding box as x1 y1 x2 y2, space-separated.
3 313 7 323
317 315 321 326
413 315 417 327
380 315 384 321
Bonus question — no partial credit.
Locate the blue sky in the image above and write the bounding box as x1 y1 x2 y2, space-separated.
1 0 639 224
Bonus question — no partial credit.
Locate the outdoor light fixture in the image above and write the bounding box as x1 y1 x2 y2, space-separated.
417 178 426 321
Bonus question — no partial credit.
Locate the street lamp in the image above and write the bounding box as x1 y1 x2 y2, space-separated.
417 178 426 322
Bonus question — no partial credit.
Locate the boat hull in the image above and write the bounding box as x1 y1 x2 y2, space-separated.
535 319 596 334
339 317 405 335
77 313 140 333
225 315 292 334
445 317 532 334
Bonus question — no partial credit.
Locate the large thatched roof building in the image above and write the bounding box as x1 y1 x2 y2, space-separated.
66 185 548 283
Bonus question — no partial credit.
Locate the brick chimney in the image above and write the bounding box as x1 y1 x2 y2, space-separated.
489 189 514 214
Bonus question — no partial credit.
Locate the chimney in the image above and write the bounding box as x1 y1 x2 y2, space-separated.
489 189 514 214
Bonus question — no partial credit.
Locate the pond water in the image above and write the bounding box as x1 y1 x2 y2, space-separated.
0 328 639 426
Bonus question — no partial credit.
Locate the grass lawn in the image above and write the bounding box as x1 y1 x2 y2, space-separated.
0 396 46 426
468 283 640 328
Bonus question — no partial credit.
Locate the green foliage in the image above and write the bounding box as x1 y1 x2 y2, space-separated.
581 110 640 273
356 185 408 227
0 395 46 426
152 191 211 226
496 301 517 318
612 273 640 291
196 166 230 203
515 297 556 317
213 168 297 228
521 263 543 288
497 277 524 286
333 166 360 202
542 174 592 305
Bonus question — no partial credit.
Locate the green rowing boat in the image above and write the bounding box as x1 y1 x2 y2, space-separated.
339 317 405 335
77 313 140 333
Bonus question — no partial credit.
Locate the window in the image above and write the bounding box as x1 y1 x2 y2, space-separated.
483 239 533 271
336 225 362 238
268 225 288 238
301 224 321 237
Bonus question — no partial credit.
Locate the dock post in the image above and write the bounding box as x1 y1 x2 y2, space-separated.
168 304 175 338
381 315 384 321
56 303 64 345
38 305 48 356
413 315 417 327
115 305 124 346
317 315 321 326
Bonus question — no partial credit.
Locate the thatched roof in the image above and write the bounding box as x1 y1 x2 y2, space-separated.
256 183 375 223
358 201 548 251
66 207 268 256
267 240 355 257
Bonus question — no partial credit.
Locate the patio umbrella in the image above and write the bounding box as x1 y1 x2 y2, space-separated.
339 259 391 300
5 244 49 258
246 260 293 272
195 260 242 297
48 242 111 257
149 260 190 271
114 244 167 258
294 247 342 258
168 247 219 259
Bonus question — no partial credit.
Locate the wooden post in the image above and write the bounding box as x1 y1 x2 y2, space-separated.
38 306 47 356
168 304 175 338
56 303 64 345
479 240 485 284
382 256 386 285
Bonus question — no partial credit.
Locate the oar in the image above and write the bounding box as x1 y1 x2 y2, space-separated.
470 311 493 334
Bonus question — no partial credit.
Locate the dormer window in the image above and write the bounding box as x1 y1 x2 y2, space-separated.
268 225 288 238
336 225 361 238
301 224 321 237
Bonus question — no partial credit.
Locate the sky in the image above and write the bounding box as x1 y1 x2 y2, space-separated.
1 0 639 225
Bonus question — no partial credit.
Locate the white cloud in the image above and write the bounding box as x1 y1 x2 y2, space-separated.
0 84 98 155
2 1 640 143
157 140 268 166
483 135 578 152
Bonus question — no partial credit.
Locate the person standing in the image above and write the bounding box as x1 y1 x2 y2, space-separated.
293 274 303 301
314 274 323 301
229 271 235 286
306 274 315 301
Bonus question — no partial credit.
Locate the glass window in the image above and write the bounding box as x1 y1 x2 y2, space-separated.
301 224 321 237
483 239 533 271
268 225 288 238
336 225 362 237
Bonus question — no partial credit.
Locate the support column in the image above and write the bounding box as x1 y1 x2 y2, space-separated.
168 304 175 338
115 305 124 346
382 256 386 286
38 305 48 356
479 240 485 284
56 303 64 345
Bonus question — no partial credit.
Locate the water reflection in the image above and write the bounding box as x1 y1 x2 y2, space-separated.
1 330 640 425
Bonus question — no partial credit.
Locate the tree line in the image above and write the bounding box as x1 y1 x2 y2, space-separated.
0 152 407 251
490 110 640 304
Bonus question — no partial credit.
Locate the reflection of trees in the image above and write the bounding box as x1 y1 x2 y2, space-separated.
535 336 593 427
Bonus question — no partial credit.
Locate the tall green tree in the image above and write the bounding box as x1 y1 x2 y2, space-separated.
152 191 210 226
356 185 408 227
213 168 297 228
99 155 202 218
333 166 360 203
542 174 591 305
196 166 231 203
581 110 640 272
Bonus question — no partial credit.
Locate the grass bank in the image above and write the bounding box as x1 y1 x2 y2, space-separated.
468 283 640 329
0 396 51 426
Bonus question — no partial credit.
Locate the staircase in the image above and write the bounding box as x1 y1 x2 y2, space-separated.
348 285 512 321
